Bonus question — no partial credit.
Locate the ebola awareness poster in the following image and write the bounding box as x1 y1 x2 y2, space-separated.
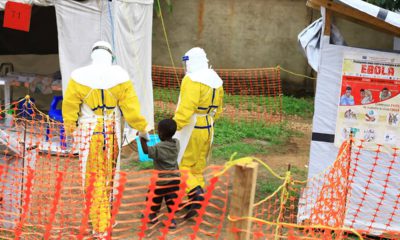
335 53 400 151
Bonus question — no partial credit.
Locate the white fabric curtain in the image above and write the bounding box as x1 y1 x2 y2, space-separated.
55 0 112 93
55 0 154 143
114 0 155 143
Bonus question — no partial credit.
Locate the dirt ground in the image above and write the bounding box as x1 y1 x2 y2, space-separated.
267 117 312 171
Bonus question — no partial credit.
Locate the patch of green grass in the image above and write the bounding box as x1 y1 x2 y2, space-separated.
257 179 283 196
282 96 314 118
154 88 314 119
211 119 301 161
214 119 298 146
290 166 308 181
153 87 179 103
213 142 267 159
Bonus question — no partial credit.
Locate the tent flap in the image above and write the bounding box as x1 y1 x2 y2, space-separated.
56 0 154 142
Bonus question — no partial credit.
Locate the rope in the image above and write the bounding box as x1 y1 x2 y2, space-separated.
278 65 317 80
253 171 292 208
107 0 116 63
214 154 306 184
156 0 181 87
274 170 290 239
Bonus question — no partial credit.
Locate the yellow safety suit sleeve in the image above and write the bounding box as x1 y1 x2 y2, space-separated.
174 77 201 131
117 81 148 132
214 87 224 120
62 79 85 135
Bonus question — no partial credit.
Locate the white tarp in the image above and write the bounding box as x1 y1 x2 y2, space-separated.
303 34 400 233
0 0 155 141
54 0 112 93
113 0 154 143
55 0 155 141
299 0 400 72
395 37 400 50
298 18 346 71
0 0 154 9
338 0 400 28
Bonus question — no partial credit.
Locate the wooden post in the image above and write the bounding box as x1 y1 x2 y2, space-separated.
227 161 258 240
324 8 332 36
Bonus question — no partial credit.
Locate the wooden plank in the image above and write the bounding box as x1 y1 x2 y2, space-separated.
227 161 258 240
306 0 320 11
308 0 400 37
324 9 332 36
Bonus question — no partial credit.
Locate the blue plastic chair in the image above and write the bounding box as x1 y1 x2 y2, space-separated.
136 134 161 162
46 96 66 148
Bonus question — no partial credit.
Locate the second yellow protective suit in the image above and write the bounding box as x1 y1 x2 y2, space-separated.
174 76 223 191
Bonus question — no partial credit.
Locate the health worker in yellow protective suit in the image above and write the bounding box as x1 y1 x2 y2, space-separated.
173 47 223 219
62 41 150 238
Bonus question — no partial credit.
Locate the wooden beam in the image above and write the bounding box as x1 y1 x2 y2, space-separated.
324 9 332 36
306 0 320 11
308 0 400 37
227 161 258 240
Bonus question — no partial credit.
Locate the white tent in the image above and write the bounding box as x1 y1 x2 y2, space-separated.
298 0 400 235
0 0 155 142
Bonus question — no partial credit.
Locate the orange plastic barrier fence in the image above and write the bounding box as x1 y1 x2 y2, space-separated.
152 65 283 123
1 99 400 240
230 140 400 239
0 99 230 239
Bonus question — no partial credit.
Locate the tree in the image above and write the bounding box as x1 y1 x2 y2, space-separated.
364 0 400 11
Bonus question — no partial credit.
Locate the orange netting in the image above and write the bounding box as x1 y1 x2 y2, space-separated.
228 139 400 240
1 98 400 240
0 98 230 239
152 65 283 123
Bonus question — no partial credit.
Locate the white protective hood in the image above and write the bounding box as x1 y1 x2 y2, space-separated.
183 47 223 89
71 41 129 89
71 64 130 90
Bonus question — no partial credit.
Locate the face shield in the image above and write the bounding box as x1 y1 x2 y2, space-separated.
182 55 189 73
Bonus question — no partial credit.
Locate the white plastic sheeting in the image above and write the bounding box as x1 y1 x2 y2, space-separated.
395 37 400 51
0 0 154 9
55 0 154 142
298 18 346 71
298 18 323 71
113 0 154 144
0 0 155 141
302 34 400 233
338 0 400 28
299 0 400 72
54 0 112 94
